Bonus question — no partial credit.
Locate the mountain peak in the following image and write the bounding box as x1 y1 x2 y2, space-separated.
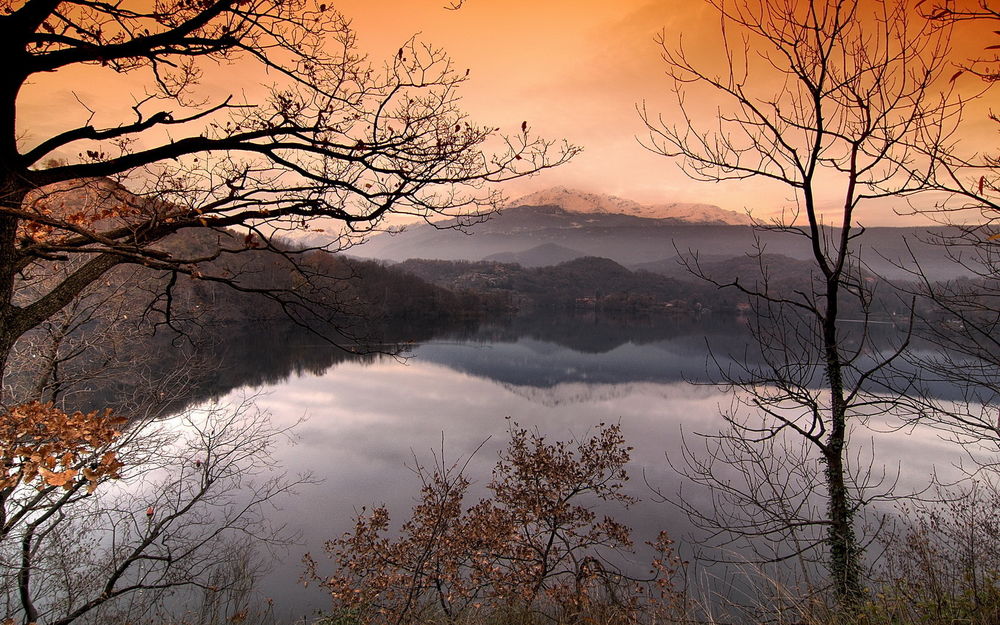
509 186 751 225
509 187 642 215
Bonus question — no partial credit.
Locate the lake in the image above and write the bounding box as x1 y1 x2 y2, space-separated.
175 314 967 622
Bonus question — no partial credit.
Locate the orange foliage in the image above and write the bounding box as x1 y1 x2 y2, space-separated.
16 178 150 245
0 401 125 493
308 423 685 623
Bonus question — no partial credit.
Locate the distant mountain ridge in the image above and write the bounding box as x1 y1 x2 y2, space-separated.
509 186 752 225
483 243 585 267
352 188 970 282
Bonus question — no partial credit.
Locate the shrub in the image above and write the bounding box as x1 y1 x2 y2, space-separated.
306 422 686 624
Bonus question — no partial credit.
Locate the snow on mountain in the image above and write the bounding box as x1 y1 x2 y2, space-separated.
509 186 751 225
510 187 643 215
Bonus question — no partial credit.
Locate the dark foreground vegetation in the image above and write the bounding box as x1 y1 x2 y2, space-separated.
5 0 1000 623
296 422 1000 625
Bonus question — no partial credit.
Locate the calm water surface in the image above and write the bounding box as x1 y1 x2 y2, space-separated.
196 318 966 621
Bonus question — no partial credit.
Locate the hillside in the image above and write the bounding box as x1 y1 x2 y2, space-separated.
397 254 917 320
508 186 751 225
19 179 482 327
633 253 818 286
352 189 965 282
148 228 491 327
483 242 585 267
398 256 741 314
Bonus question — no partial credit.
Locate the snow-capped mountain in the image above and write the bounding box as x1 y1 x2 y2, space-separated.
347 185 958 281
509 186 751 225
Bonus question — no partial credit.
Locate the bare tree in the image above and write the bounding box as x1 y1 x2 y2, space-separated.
923 1 1000 84
871 4 1000 471
0 0 577 396
0 3 577 621
0 396 306 625
641 0 958 604
4 266 146 407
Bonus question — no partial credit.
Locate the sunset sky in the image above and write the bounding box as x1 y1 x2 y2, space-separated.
20 0 998 226
332 1 993 225
336 0 755 211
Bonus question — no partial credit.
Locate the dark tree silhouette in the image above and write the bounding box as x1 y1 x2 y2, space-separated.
642 0 959 604
0 0 577 397
0 3 576 622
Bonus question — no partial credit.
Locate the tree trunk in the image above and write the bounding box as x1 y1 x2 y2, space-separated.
823 284 863 603
0 211 20 405
825 438 862 602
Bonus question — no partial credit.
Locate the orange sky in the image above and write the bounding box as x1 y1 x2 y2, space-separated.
19 0 998 226
334 0 723 207
334 0 999 226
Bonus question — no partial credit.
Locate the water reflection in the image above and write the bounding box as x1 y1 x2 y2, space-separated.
199 320 970 622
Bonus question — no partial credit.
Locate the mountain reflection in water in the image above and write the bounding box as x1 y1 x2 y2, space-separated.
159 313 967 622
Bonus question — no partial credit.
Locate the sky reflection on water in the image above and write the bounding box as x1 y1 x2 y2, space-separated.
200 333 972 621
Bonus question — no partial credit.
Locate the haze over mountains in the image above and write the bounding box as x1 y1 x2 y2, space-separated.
508 187 752 225
352 188 966 282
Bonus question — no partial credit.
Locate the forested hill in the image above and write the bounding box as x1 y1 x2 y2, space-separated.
135 226 492 325
397 255 917 318
12 226 493 416
398 256 739 314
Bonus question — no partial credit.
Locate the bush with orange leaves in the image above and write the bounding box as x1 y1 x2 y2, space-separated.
0 402 124 497
306 422 687 624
